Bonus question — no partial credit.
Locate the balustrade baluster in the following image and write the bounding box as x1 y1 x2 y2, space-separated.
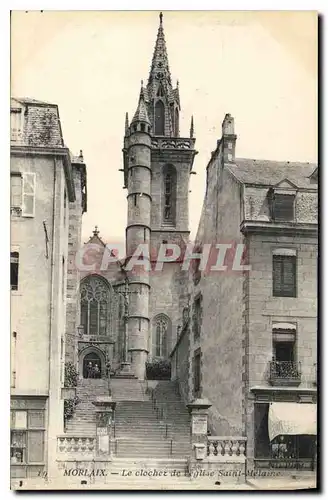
208 441 215 457
223 440 230 456
231 439 238 456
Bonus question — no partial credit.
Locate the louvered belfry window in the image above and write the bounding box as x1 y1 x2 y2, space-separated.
155 100 165 135
273 194 295 221
273 255 297 297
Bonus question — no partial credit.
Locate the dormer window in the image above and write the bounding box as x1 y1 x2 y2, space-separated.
273 193 295 221
11 108 23 142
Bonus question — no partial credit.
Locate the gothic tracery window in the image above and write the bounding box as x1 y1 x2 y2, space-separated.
155 100 165 135
80 276 110 336
152 314 170 358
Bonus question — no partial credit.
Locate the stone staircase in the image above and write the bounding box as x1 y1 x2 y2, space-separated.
64 378 108 435
64 377 191 461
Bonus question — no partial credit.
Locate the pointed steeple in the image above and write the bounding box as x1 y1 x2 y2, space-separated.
190 115 194 138
131 83 151 125
147 12 172 98
125 112 129 134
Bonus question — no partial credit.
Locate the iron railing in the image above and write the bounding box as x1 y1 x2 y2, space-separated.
269 361 301 385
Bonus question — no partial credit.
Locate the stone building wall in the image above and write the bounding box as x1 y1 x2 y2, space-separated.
65 164 84 366
195 160 244 436
11 154 68 393
171 323 190 404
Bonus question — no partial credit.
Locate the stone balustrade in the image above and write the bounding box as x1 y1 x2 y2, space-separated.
207 436 246 461
151 137 195 150
57 436 96 456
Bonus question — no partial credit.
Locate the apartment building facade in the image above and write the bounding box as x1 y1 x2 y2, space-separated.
10 97 86 481
171 113 318 471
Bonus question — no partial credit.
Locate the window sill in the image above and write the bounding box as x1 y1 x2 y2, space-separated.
11 291 22 296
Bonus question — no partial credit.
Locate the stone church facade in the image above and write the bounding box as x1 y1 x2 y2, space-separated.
65 13 196 380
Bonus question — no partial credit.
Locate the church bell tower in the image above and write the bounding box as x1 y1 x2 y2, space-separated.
122 13 197 380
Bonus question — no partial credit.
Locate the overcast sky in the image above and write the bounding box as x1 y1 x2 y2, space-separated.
11 10 317 243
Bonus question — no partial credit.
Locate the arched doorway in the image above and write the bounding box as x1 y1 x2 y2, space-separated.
79 347 106 379
83 352 102 379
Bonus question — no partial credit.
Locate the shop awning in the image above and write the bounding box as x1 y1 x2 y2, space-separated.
268 402 317 442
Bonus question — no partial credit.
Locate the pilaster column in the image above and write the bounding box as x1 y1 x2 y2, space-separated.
92 398 117 459
186 398 212 461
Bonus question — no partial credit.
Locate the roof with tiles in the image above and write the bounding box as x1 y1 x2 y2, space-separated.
228 158 318 189
13 97 57 106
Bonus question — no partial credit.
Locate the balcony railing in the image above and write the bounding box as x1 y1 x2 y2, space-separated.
269 361 301 386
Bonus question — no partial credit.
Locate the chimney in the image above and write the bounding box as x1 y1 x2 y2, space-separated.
221 113 237 164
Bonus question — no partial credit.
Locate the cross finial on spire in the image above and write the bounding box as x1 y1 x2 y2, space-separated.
159 12 163 24
93 225 99 236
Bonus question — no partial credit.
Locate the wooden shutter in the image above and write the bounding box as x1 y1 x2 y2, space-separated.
273 255 296 297
22 172 36 217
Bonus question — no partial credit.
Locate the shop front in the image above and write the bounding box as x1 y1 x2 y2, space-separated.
251 389 317 471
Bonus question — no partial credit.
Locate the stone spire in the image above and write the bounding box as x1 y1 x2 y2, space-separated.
190 115 194 138
125 112 129 134
147 12 172 98
131 83 150 125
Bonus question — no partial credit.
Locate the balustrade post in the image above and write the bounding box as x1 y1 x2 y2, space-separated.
186 398 212 462
92 397 117 459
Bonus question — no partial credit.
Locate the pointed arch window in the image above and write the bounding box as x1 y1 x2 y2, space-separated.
80 276 110 336
152 314 170 358
157 85 164 97
155 100 165 135
163 165 177 225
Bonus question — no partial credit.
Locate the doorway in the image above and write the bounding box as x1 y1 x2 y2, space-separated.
83 352 102 379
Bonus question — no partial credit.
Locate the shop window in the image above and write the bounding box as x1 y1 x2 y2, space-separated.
10 408 45 477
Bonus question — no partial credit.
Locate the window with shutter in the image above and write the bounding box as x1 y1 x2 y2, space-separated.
273 194 295 221
11 252 19 291
22 172 36 217
11 174 22 209
273 255 296 297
